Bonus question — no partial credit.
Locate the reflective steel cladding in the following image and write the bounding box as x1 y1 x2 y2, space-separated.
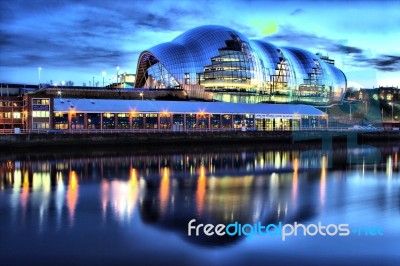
135 25 346 105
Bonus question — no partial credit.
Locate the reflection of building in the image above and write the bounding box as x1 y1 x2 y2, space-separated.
1 145 396 245
135 25 346 105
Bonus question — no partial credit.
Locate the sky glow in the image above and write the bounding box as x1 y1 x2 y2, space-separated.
0 0 399 88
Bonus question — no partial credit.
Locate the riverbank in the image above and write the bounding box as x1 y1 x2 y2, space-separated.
0 130 398 151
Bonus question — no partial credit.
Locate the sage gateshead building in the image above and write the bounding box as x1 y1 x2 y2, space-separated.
135 25 346 105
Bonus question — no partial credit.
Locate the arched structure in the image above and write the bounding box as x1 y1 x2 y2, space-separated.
135 25 346 105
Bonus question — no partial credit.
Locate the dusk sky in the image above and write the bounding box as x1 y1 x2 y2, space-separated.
0 0 399 88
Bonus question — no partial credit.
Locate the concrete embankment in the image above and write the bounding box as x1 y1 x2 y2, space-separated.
0 131 398 151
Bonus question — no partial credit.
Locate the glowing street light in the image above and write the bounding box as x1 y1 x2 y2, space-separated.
57 90 62 98
139 92 144 100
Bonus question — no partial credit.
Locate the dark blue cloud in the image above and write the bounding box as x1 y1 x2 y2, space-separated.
290 8 304 16
0 0 398 85
265 25 400 72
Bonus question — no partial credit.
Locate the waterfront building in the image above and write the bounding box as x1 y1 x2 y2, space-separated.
135 25 346 105
50 99 327 131
5 92 326 132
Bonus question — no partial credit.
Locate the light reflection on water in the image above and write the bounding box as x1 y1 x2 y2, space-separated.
0 145 399 265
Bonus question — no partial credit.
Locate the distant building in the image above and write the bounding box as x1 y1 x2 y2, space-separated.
378 86 399 102
345 87 399 102
109 74 136 89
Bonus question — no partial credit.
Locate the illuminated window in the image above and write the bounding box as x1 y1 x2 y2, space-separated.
1 112 11 118
13 112 21 119
33 99 50 105
32 111 49 117
33 122 49 129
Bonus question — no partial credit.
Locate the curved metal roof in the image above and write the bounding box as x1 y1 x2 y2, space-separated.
135 25 346 105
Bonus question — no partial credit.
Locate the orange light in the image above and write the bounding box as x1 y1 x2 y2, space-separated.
196 165 206 215
159 167 170 214
320 156 327 208
67 170 79 224
292 158 298 203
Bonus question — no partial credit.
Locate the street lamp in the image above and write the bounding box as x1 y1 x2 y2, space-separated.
139 92 144 100
102 71 106 87
57 90 62 98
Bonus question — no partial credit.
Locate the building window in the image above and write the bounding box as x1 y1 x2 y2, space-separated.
87 113 101 129
13 112 21 119
33 122 49 129
185 73 190 84
198 114 209 128
102 113 115 129
117 113 129 129
1 112 12 118
172 114 184 129
54 113 68 129
72 113 84 129
32 111 50 117
160 113 171 129
186 114 196 128
233 115 245 128
145 113 158 129
245 114 254 128
221 114 232 128
32 99 50 105
210 114 221 128
132 113 144 129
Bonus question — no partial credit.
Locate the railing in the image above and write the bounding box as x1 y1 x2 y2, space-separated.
12 127 244 135
0 126 387 135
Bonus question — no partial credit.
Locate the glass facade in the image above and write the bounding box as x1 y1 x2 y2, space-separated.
71 113 84 129
49 111 326 131
135 25 346 105
54 113 68 129
87 113 101 129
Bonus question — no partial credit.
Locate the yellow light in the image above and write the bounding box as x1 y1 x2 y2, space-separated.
196 165 206 214
292 158 299 202
67 170 79 224
159 167 170 214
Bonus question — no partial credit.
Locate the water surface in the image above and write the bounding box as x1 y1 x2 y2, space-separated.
0 144 399 265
